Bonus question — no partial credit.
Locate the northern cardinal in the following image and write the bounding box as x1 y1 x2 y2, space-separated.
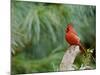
65 23 85 53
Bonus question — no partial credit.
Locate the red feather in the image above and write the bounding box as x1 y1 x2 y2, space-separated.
65 24 85 52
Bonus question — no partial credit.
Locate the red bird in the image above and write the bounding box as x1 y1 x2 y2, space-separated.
65 23 85 52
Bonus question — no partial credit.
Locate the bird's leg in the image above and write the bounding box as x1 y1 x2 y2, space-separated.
68 44 77 50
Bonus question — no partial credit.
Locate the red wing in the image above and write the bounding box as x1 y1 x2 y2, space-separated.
66 32 80 45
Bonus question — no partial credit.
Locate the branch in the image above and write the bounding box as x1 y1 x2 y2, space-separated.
59 45 81 71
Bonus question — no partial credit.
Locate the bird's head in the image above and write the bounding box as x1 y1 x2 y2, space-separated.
65 23 73 32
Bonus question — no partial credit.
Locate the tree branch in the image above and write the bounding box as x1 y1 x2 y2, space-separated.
59 45 81 71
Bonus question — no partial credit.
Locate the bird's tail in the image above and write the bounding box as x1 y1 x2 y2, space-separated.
79 43 86 53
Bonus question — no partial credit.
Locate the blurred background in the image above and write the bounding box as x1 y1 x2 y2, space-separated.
11 1 96 74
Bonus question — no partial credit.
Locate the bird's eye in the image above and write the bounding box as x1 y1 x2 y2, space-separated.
67 27 69 30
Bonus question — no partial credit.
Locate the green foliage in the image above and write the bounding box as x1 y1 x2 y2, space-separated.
11 1 96 74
